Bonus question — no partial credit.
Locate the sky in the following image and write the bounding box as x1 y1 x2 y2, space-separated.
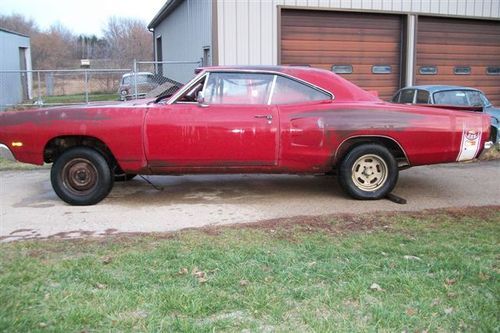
1 0 167 36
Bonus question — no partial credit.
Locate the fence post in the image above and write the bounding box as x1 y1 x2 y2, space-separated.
36 71 42 105
84 70 89 104
133 59 138 100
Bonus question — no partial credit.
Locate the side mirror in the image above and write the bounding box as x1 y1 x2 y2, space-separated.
197 91 208 107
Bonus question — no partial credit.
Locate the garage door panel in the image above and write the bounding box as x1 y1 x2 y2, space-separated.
417 66 500 74
415 77 500 87
416 58 500 66
418 32 500 46
286 56 399 66
417 44 500 55
416 16 500 106
282 26 401 37
281 9 402 100
282 14 401 29
282 40 401 53
283 50 399 58
418 21 500 34
282 32 398 43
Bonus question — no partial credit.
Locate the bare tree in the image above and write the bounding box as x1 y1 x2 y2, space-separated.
0 13 38 36
103 17 153 68
1 14 153 70
32 24 76 69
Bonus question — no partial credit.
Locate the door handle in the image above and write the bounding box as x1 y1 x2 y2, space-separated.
254 114 273 121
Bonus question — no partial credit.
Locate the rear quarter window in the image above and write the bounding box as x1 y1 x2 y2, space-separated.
270 76 330 105
416 90 430 104
399 89 415 103
391 92 401 103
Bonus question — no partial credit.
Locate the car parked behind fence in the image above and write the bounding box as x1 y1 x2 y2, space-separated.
392 85 500 144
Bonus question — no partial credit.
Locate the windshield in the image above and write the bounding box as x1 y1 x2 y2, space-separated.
433 90 490 107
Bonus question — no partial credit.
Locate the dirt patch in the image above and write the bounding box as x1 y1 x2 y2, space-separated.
2 206 499 245
203 205 500 236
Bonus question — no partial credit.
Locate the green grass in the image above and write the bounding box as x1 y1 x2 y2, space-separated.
41 92 119 104
0 207 499 332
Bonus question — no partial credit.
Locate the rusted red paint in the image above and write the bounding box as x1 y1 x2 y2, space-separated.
0 66 490 174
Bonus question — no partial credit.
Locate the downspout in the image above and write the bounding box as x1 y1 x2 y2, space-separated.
148 27 156 73
405 15 417 87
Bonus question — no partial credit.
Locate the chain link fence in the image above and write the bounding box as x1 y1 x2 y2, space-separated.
0 60 201 111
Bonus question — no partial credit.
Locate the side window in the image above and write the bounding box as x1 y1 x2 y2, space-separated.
270 76 330 105
204 72 273 105
415 90 430 104
467 91 482 107
399 89 415 104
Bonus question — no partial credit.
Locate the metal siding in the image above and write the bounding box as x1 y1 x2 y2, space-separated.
457 0 467 16
236 0 250 64
261 0 275 64
0 31 31 110
153 0 211 83
248 1 262 64
474 1 484 16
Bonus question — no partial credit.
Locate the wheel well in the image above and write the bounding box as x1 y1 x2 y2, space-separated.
334 136 410 169
490 125 498 143
44 136 119 169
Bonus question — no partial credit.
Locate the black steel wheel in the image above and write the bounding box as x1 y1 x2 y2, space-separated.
50 147 114 205
338 144 398 200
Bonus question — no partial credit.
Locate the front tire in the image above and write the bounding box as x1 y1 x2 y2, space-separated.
338 144 398 200
50 147 114 205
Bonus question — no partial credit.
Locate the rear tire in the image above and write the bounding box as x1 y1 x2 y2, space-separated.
338 144 398 200
50 147 114 205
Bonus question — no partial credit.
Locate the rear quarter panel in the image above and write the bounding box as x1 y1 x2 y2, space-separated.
278 102 487 170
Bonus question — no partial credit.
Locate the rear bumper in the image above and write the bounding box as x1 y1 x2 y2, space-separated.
0 144 15 161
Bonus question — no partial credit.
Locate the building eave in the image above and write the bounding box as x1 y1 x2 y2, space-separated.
147 0 184 30
0 27 30 38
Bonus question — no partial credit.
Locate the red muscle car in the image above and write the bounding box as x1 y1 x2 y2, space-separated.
0 66 493 205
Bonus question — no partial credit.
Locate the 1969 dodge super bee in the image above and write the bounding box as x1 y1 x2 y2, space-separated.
0 66 493 205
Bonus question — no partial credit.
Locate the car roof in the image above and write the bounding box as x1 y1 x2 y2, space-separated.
400 85 483 93
198 65 381 102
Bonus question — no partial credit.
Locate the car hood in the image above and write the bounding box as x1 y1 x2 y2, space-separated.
0 99 155 127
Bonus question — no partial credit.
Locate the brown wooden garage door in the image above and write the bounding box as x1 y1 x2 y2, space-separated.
280 9 402 100
416 17 500 105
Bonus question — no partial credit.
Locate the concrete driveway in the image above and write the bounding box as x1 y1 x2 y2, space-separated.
1 160 499 241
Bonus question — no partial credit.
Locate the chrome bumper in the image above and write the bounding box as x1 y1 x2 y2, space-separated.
484 141 494 150
0 144 15 161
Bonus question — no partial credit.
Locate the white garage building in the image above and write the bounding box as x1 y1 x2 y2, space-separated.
149 0 500 103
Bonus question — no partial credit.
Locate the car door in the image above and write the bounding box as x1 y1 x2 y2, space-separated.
144 71 279 171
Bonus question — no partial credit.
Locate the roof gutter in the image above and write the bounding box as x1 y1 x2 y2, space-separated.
147 0 184 29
